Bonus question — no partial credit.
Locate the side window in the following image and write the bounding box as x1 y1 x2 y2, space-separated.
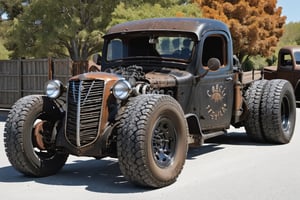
107 39 123 61
202 35 227 66
280 53 293 70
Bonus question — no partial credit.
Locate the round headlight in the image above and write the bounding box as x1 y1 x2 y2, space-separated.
45 80 64 99
112 80 132 100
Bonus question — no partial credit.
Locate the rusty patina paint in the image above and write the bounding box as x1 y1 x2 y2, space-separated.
34 121 46 150
104 18 230 41
69 72 120 82
69 72 120 137
145 72 176 88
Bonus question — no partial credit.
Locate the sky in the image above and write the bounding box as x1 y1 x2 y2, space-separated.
277 0 300 23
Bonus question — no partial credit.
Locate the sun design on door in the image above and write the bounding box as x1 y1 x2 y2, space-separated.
206 84 227 120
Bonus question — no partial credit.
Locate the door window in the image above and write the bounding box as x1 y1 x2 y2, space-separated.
280 53 293 70
202 35 227 67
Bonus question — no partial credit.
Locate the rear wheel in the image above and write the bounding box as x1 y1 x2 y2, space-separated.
116 95 188 188
244 80 268 142
4 95 68 177
261 80 296 144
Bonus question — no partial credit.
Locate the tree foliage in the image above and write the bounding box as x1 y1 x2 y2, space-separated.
1 0 289 62
279 22 300 46
0 0 26 20
5 0 120 60
109 1 202 27
0 38 10 59
3 0 200 60
0 17 11 59
198 0 286 62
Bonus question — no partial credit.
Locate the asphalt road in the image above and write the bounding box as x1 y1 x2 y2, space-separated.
1 109 300 200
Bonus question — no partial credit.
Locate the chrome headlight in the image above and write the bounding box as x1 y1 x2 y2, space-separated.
45 80 64 99
112 80 132 100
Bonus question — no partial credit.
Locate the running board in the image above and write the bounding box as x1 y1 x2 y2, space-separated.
188 130 226 147
202 130 227 141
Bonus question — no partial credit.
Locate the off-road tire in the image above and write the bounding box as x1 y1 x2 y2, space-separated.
116 94 188 188
261 79 296 144
244 80 268 142
4 95 68 177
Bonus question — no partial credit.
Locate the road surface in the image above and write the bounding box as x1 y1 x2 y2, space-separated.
0 109 300 200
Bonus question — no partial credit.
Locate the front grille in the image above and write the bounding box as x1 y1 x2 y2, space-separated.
66 80 104 147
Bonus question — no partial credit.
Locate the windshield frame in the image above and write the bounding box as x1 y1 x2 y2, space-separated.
103 31 198 63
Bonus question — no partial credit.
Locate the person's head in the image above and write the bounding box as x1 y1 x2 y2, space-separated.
183 39 191 48
172 38 180 49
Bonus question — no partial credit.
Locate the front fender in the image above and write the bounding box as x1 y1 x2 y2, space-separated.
185 113 204 146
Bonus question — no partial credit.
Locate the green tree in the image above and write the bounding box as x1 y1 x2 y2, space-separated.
279 22 300 46
4 0 200 60
0 38 10 59
109 1 202 27
0 0 27 20
121 0 188 7
198 0 286 64
5 0 120 60
0 14 10 59
264 22 300 67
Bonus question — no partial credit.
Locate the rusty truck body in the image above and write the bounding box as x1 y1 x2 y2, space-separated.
4 18 296 188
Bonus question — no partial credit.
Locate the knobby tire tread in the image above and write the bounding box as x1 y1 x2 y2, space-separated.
116 94 187 188
244 80 268 142
4 95 68 177
261 79 296 144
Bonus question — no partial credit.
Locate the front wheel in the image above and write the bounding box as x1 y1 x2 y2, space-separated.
4 95 68 177
116 95 188 188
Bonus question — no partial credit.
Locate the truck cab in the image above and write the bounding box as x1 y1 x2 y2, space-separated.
264 46 300 104
100 18 236 134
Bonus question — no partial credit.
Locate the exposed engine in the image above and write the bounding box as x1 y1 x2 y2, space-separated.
108 65 177 97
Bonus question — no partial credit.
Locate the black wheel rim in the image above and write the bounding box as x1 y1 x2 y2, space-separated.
281 96 291 133
152 117 177 168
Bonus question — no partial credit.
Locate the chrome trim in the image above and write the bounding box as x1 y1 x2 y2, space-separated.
76 81 82 147
66 80 104 148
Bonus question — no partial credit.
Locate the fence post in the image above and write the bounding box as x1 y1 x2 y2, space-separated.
18 58 23 99
72 60 89 76
48 57 54 80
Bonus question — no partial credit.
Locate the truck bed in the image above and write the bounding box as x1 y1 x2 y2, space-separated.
242 70 263 85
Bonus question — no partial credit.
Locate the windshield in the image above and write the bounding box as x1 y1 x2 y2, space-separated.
294 51 300 65
105 33 196 62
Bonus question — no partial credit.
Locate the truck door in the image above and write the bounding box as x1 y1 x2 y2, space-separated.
195 33 234 131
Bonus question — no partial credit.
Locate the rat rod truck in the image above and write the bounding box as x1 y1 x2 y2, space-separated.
4 18 296 188
264 46 300 105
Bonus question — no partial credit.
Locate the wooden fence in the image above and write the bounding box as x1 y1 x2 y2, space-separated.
0 58 75 108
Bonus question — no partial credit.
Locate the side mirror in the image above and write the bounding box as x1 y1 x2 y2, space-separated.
92 54 102 65
207 58 221 71
196 58 221 81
